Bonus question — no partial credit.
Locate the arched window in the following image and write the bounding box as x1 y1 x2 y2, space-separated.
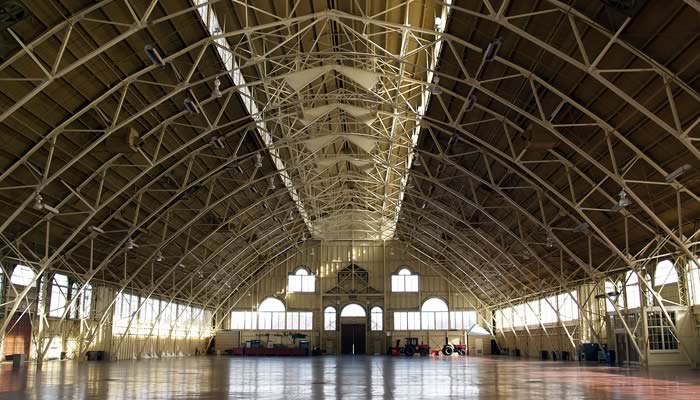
288 267 316 293
370 306 383 331
69 283 93 320
421 298 448 330
340 303 366 317
49 273 69 317
654 260 678 286
258 297 286 330
10 265 36 286
604 280 622 312
689 259 700 305
392 267 418 292
625 271 641 309
259 297 285 311
324 306 336 331
231 297 312 331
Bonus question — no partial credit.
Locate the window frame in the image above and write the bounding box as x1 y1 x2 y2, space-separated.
391 267 419 293
48 273 69 318
647 310 678 352
370 306 383 331
10 264 36 287
287 267 316 293
654 260 678 287
324 306 337 331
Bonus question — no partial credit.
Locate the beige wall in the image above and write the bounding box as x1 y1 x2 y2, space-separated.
224 240 485 354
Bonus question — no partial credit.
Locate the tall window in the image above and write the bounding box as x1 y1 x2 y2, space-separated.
525 300 539 326
287 311 313 330
689 259 700 305
496 290 578 330
391 268 418 292
393 311 420 330
654 260 678 286
288 267 316 293
449 310 477 330
231 310 257 330
67 281 94 320
76 283 93 320
421 298 448 330
49 273 69 317
258 297 286 330
231 297 312 331
605 280 623 312
648 311 678 351
558 291 579 321
10 265 36 286
324 306 336 331
370 307 383 331
538 296 557 324
625 271 641 309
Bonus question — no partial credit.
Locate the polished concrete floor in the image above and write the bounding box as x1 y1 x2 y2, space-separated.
1 356 699 399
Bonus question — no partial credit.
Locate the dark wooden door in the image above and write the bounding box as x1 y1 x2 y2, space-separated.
341 324 365 355
4 313 31 358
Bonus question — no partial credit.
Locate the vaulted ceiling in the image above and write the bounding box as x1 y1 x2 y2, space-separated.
0 0 698 308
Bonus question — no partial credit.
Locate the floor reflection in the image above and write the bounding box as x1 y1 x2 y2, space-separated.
1 356 699 399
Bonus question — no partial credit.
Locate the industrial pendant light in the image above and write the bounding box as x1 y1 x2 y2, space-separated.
211 78 222 98
617 190 631 208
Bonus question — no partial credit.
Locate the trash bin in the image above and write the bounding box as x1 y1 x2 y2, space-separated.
86 351 105 361
299 340 310 356
11 354 25 369
607 350 616 365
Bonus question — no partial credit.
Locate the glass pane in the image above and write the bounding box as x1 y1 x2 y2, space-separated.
654 260 678 286
405 275 419 292
340 304 366 317
288 275 302 292
259 298 285 312
408 312 420 330
371 308 383 331
11 265 36 286
392 275 404 292
231 312 245 329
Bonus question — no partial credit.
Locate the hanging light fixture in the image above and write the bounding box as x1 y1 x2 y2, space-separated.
413 153 421 166
268 176 276 190
431 76 442 95
545 234 554 249
144 44 166 67
184 98 199 114
617 190 631 208
484 38 502 62
32 193 59 214
254 153 263 169
211 78 222 98
126 238 136 250
156 252 163 262
32 194 44 211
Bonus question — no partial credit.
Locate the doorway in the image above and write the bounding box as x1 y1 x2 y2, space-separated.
341 324 366 355
615 332 640 365
4 313 31 359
